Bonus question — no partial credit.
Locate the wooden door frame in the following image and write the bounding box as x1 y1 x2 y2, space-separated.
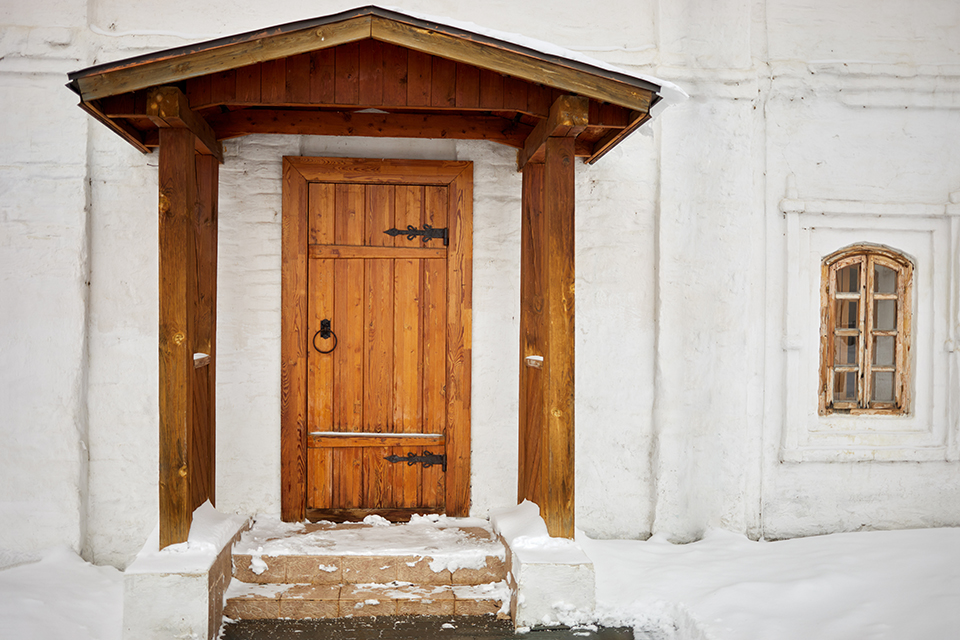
280 156 473 522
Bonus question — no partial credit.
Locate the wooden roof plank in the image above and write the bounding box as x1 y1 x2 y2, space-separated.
74 15 373 101
370 16 653 113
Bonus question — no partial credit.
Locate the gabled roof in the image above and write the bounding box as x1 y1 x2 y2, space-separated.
67 6 679 165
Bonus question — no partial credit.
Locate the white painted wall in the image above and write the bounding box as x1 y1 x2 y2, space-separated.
1 0 958 566
0 0 91 554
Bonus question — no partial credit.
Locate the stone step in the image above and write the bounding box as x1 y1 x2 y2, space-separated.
223 580 510 620
232 553 507 586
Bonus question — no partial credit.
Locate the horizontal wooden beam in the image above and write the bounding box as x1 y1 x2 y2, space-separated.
308 433 445 448
147 87 223 163
587 111 651 165
74 16 373 101
205 109 530 148
308 244 446 259
518 95 589 170
371 17 654 113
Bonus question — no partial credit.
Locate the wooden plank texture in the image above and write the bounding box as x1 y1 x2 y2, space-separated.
193 153 219 508
158 128 198 548
75 16 373 101
518 163 545 506
282 157 472 520
308 244 446 259
542 137 576 538
280 158 310 521
207 110 530 148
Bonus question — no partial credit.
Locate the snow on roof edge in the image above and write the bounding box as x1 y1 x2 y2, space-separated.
381 5 688 113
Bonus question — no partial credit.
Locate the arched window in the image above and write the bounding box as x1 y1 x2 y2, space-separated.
820 244 913 415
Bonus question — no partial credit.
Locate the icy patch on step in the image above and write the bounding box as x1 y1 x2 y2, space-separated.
234 513 505 573
224 579 296 600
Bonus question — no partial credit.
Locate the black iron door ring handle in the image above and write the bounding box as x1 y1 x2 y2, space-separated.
312 319 337 354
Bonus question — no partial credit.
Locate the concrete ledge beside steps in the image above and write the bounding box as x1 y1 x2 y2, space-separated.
490 501 595 628
122 502 250 640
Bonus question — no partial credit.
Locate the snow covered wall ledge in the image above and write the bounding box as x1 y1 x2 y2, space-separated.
491 501 596 628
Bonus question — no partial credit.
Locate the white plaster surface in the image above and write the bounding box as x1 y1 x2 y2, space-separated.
1 0 959 568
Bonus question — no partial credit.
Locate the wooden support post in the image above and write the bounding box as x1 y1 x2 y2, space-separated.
158 127 199 548
542 136 576 539
191 154 219 509
518 163 545 507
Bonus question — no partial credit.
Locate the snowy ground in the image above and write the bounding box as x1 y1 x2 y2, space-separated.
2 525 958 639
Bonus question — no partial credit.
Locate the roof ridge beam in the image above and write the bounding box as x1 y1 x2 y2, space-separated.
517 95 588 171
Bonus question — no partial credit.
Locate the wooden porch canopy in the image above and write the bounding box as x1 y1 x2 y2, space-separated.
67 5 665 546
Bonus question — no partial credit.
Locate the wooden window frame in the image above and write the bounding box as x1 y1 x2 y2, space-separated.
819 244 913 416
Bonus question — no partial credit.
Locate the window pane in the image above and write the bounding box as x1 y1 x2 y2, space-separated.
872 335 895 366
874 264 897 294
834 370 858 402
837 264 859 293
835 336 859 366
874 299 897 331
872 371 895 402
836 300 859 329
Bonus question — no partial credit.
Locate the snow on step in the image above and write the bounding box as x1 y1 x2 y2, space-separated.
231 514 506 585
225 514 509 620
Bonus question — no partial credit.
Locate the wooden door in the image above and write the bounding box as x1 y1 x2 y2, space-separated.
281 157 472 521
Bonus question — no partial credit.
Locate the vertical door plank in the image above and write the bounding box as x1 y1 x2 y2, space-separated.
394 186 424 507
335 42 360 105
261 58 286 103
285 52 311 103
308 183 336 510
308 257 335 430
431 57 457 107
518 163 545 506
310 49 336 104
281 158 310 522
542 137 576 538
333 185 365 508
422 186 448 511
309 182 336 245
363 185 395 507
307 447 334 509
358 39 384 106
158 128 197 548
407 51 432 107
381 43 408 106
